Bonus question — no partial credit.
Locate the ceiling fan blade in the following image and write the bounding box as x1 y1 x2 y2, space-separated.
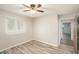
30 4 36 8
22 4 30 8
37 4 41 8
23 10 30 12
37 10 44 13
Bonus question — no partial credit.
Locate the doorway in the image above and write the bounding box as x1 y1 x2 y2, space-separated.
59 19 74 53
60 21 73 46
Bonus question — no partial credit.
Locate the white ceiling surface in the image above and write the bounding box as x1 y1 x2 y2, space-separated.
0 4 79 18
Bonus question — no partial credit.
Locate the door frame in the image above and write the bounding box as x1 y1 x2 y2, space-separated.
58 16 78 53
58 18 73 46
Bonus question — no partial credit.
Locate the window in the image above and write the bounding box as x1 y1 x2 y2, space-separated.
5 18 26 34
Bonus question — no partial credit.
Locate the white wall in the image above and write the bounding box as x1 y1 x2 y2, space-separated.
0 10 59 51
0 10 32 51
33 14 59 46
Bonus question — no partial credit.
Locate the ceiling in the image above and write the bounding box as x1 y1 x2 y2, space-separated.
0 4 79 18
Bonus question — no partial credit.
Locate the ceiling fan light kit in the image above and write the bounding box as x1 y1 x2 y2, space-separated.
22 4 44 13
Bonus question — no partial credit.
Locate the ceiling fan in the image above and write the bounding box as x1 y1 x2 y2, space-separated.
22 4 44 13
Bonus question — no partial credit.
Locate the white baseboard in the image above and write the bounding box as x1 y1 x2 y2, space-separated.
0 39 32 52
33 38 58 47
37 40 58 47
0 38 58 52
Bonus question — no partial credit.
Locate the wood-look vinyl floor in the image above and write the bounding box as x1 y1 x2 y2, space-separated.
0 40 75 54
